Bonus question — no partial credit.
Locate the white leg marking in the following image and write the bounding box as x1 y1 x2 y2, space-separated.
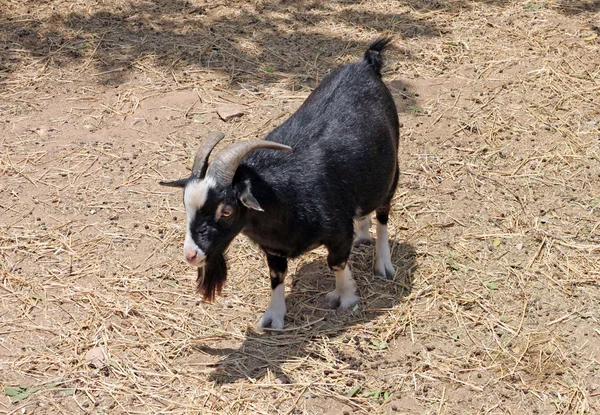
325 265 359 310
258 284 286 329
375 222 395 279
353 215 373 246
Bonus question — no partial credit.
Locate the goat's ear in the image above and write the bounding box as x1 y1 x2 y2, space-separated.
159 178 188 188
239 188 264 212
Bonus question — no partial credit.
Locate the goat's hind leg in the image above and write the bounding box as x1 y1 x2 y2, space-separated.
258 254 287 329
374 167 398 279
375 204 395 279
324 232 359 310
353 215 373 246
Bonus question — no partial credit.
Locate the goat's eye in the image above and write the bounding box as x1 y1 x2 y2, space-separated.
216 204 234 221
221 205 233 217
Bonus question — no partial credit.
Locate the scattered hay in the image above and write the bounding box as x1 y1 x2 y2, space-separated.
1 0 599 414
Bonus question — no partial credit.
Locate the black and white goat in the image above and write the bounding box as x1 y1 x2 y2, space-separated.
161 38 399 329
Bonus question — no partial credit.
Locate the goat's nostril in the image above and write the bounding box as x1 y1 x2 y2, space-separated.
185 251 197 263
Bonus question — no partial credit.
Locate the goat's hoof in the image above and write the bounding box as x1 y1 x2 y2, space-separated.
324 291 341 309
375 261 395 280
353 236 374 247
325 290 359 310
258 309 285 330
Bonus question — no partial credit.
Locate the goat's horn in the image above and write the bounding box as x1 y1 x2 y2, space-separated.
191 131 226 178
206 141 292 185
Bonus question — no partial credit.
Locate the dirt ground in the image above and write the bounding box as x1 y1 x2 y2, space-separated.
1 0 600 414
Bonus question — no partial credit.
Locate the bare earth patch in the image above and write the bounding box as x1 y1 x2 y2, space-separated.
1 1 600 414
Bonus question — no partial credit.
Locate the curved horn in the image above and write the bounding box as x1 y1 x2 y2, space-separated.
191 131 226 178
206 140 292 185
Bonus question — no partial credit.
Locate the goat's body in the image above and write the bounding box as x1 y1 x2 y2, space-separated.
162 39 400 329
236 57 399 259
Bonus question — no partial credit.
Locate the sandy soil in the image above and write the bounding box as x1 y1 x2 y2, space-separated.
1 1 600 414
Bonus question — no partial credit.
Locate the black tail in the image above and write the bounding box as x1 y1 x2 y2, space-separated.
363 37 392 76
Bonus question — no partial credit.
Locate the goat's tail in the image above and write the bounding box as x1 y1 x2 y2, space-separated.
364 37 392 76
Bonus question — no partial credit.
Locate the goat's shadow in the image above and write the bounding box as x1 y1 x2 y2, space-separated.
199 240 417 384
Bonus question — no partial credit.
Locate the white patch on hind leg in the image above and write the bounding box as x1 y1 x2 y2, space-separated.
375 222 395 279
325 265 359 310
353 215 373 246
258 284 286 329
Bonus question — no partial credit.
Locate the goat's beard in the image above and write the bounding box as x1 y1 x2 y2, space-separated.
196 253 227 302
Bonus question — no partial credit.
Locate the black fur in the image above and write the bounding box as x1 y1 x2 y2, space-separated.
363 37 392 76
236 38 399 263
267 255 287 290
170 39 399 302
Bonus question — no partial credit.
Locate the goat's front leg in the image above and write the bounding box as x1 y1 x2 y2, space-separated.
324 234 359 310
257 254 287 329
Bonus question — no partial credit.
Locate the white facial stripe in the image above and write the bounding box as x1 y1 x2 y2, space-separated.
182 177 215 265
184 177 215 214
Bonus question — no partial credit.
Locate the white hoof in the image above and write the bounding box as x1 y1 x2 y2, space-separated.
258 308 285 329
258 284 286 329
324 290 359 310
375 258 395 279
325 290 342 309
353 235 374 247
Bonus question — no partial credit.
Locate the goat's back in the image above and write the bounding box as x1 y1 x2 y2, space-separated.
240 46 399 226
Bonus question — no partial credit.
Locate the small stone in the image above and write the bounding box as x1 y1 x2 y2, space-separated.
217 104 246 121
83 124 95 131
85 346 105 368
274 375 290 384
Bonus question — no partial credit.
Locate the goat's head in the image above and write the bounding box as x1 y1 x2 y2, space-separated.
160 132 291 301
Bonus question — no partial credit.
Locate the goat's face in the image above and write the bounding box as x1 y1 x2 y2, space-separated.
160 133 291 301
182 177 245 268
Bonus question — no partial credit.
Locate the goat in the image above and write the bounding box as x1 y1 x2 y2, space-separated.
160 38 399 329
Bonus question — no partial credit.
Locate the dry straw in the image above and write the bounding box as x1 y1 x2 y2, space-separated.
1 0 599 413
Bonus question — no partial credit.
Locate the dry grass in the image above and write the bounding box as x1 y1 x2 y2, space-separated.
1 0 600 414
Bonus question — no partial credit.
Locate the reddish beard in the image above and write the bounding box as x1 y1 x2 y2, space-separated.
196 252 227 302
